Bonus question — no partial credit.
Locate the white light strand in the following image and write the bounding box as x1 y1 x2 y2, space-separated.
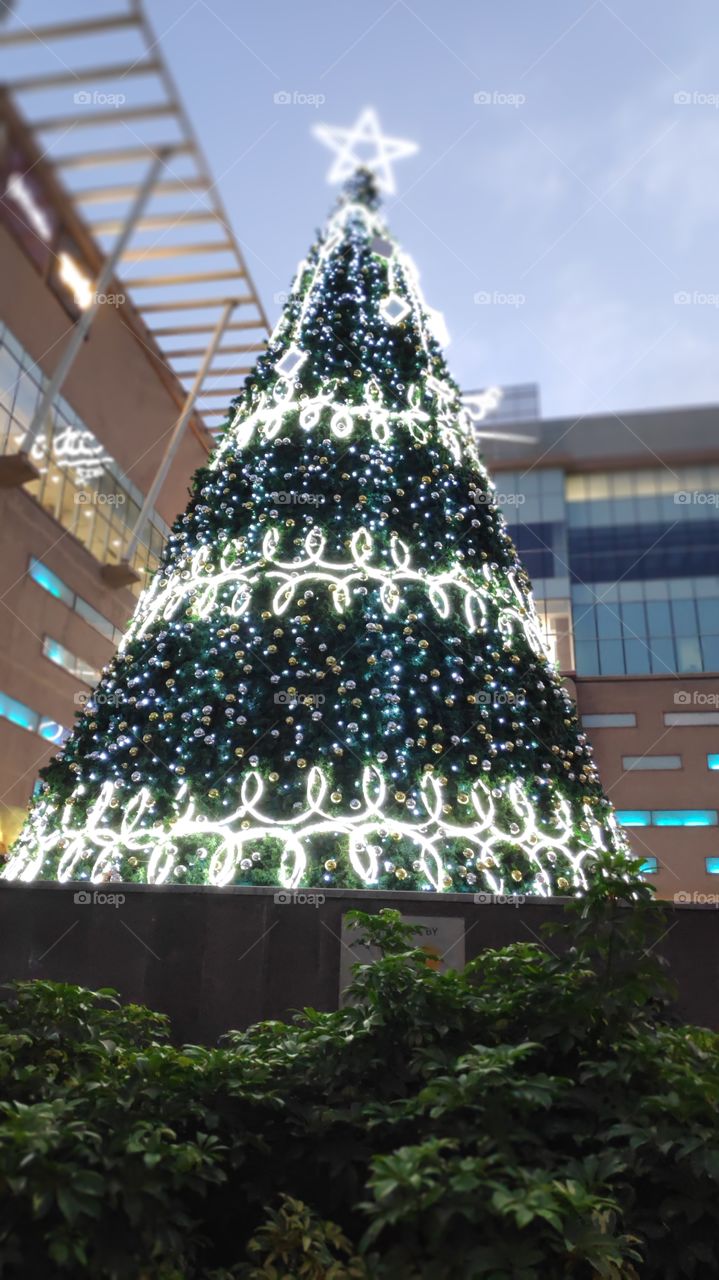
4 766 619 895
121 524 553 665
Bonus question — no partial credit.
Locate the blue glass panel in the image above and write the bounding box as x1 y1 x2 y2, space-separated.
574 640 600 675
639 858 658 874
616 810 651 826
599 638 625 674
29 558 74 606
708 754 719 770
676 636 702 673
671 598 698 638
653 810 717 827
701 636 719 670
698 598 719 633
596 606 622 639
706 857 719 874
620 601 647 635
572 605 597 640
568 521 719 583
38 718 69 745
623 640 652 674
647 601 672 637
0 689 38 733
649 637 676 675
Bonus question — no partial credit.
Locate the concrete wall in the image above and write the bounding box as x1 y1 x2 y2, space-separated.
0 884 716 1045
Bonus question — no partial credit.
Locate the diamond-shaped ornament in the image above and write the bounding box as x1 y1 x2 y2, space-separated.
371 235 393 259
275 345 307 378
380 293 411 325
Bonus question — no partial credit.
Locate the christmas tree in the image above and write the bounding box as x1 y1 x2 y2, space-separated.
4 170 628 896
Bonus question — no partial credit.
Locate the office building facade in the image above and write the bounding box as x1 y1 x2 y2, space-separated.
480 401 719 901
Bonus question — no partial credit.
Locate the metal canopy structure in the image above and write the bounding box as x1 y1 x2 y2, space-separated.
0 0 269 436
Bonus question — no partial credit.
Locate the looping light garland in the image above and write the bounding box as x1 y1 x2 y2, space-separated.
3 765 618 895
121 524 552 665
210 378 479 468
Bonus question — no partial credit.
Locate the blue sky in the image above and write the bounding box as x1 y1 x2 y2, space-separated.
12 0 719 418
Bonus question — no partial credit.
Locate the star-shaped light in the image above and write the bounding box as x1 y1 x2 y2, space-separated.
313 107 418 196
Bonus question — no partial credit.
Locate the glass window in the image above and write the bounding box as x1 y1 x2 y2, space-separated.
28 557 74 606
620 601 647 635
0 689 38 733
616 810 651 826
596 605 622 639
671 598 698 638
623 640 651 674
708 754 719 771
647 601 672 636
622 755 681 771
574 640 600 676
676 637 702 673
42 637 99 685
649 637 676 675
652 810 717 827
701 637 719 670
697 598 719 633
599 638 625 674
639 857 658 874
38 718 70 745
572 605 597 641
583 713 637 728
706 857 719 875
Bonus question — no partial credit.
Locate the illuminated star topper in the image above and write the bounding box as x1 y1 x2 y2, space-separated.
313 107 419 196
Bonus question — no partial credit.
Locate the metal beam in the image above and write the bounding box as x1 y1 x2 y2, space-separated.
0 14 136 44
139 295 256 313
8 150 170 472
179 366 253 379
56 143 193 171
150 317 263 334
127 269 245 288
32 104 175 132
119 299 236 569
89 208 212 233
76 177 208 204
162 342 265 357
121 241 232 262
193 388 246 398
7 60 161 91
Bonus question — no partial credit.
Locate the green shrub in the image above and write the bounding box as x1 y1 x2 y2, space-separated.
0 862 717 1277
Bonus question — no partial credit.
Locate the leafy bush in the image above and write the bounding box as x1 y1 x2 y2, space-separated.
0 862 718 1278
